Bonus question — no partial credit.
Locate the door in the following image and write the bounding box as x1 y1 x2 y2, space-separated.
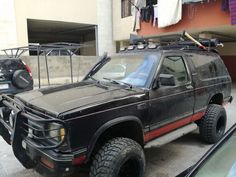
149 55 195 133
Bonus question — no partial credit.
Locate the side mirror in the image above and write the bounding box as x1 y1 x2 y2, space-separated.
159 74 175 86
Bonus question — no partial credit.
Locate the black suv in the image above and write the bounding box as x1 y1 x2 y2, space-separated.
0 41 233 177
0 58 33 94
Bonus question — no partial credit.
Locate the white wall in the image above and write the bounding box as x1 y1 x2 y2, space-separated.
96 0 116 55
112 0 136 41
0 0 17 53
14 0 98 47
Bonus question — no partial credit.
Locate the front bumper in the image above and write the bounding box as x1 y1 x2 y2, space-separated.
0 94 86 176
26 143 78 176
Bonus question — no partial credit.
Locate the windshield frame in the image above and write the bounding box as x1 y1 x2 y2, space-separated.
186 123 236 177
83 52 161 89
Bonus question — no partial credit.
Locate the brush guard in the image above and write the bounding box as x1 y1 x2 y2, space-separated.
0 94 68 168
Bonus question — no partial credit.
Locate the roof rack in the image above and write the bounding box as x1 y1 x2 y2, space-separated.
2 42 86 58
126 31 223 53
2 42 88 88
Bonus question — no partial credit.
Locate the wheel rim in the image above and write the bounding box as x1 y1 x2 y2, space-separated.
118 158 140 177
216 116 225 136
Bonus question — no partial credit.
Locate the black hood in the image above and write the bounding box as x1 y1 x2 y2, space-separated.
15 82 146 117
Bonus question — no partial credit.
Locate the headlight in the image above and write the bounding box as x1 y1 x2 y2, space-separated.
48 123 65 142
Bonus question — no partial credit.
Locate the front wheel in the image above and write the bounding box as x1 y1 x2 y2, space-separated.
199 104 227 144
90 137 145 177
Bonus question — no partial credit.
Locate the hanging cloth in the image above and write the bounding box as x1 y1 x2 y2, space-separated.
157 0 182 28
133 0 146 31
153 4 158 27
222 0 229 11
229 0 236 25
182 0 204 4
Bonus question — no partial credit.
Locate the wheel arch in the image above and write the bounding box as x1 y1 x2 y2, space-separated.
208 92 224 105
86 116 144 162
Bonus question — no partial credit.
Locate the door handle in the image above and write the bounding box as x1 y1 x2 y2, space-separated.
186 85 193 90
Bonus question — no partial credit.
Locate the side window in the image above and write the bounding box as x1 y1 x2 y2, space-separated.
160 56 189 85
191 54 228 80
214 57 229 76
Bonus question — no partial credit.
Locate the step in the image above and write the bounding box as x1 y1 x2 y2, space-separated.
144 123 198 148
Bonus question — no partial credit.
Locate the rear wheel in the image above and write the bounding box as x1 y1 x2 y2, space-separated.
199 104 227 144
90 137 145 177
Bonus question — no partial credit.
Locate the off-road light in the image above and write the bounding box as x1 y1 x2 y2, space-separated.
120 47 126 51
137 44 145 49
127 45 135 50
148 43 157 49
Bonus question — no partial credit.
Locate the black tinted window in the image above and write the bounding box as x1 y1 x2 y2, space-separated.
0 59 24 71
161 56 188 85
191 54 228 80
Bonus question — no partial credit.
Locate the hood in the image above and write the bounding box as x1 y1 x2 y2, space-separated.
16 82 145 117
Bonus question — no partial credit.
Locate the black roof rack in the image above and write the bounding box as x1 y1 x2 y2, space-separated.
127 32 223 53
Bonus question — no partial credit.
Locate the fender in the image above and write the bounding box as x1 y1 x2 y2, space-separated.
86 116 144 161
207 92 224 105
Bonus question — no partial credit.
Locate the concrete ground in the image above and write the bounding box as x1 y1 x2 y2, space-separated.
0 86 235 177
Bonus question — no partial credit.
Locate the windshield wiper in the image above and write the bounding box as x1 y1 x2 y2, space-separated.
87 75 108 89
103 77 132 89
88 75 98 82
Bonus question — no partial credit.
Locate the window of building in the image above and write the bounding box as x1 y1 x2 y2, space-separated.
121 0 134 18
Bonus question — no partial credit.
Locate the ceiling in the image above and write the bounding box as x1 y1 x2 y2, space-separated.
27 19 96 44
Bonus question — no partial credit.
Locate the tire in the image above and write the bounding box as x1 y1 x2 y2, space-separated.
12 69 32 89
90 137 145 177
199 104 227 144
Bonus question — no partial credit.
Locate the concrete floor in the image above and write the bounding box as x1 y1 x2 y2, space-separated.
0 86 235 177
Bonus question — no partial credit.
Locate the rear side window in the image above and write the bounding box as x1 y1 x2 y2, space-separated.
0 59 24 71
190 54 228 80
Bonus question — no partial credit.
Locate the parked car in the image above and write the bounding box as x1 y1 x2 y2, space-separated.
0 58 33 95
176 122 236 177
0 40 233 177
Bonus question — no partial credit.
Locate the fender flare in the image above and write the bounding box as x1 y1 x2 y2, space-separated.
207 92 224 105
86 116 144 161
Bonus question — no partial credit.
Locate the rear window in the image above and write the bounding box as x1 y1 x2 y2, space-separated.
190 53 228 80
0 59 24 71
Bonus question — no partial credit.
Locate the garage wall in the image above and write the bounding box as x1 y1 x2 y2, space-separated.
218 42 236 81
14 0 97 46
0 0 17 52
21 56 98 86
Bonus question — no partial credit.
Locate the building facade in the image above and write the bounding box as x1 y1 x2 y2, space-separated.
0 0 116 56
0 0 235 80
113 0 236 81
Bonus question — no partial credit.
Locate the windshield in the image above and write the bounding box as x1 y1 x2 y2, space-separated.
89 54 160 88
193 129 236 177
